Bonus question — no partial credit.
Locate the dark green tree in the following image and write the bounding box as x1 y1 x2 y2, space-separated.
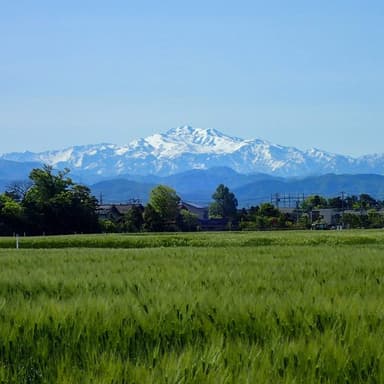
143 203 163 232
122 205 144 232
258 203 280 217
301 195 328 211
0 194 25 235
342 213 361 229
345 195 358 210
209 184 238 219
22 165 98 234
328 197 343 209
358 194 378 210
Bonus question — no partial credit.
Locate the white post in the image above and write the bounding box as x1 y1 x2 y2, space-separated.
16 234 19 249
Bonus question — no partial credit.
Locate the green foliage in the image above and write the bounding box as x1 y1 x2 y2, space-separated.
367 209 384 228
0 231 384 382
121 205 144 232
240 203 292 230
99 219 117 233
258 202 280 217
352 193 380 210
297 213 311 229
209 184 238 219
0 194 25 235
22 165 98 234
342 211 384 229
0 194 23 217
148 185 180 229
327 196 343 209
342 213 361 229
179 209 199 231
301 194 328 210
143 203 163 232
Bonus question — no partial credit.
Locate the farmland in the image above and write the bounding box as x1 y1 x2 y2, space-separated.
0 230 384 383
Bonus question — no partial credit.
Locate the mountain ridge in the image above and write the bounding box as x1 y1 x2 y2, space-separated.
2 125 383 178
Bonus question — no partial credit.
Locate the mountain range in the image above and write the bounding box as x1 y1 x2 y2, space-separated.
2 126 384 179
1 126 384 205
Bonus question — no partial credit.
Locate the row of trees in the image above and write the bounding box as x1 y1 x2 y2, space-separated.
297 194 384 229
101 184 239 233
301 194 383 211
238 203 293 231
236 193 384 231
0 166 239 235
0 166 99 235
2 165 384 234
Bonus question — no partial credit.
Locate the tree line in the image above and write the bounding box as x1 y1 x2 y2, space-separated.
100 183 239 233
0 166 99 235
0 166 239 235
1 166 384 235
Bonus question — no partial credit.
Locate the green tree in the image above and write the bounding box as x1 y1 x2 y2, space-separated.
342 213 361 229
99 219 117 233
143 203 163 232
22 165 98 234
148 185 181 229
209 184 238 219
301 195 328 211
367 209 384 228
179 209 199 231
0 194 25 235
328 196 343 209
258 203 280 217
122 205 144 232
345 195 358 210
357 194 378 210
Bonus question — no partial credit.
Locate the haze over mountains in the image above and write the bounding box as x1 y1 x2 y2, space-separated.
1 126 384 205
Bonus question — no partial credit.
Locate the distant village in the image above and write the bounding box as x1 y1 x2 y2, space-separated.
97 192 384 233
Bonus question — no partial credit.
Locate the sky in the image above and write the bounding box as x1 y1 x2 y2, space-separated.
1 0 384 157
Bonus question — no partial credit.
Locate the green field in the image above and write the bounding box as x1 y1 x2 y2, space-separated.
0 231 384 383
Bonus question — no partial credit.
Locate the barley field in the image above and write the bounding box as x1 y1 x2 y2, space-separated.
0 230 383 383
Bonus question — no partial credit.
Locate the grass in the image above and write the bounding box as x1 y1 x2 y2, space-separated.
0 230 384 382
1 228 384 248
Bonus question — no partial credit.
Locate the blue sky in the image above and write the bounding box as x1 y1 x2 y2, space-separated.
1 0 383 156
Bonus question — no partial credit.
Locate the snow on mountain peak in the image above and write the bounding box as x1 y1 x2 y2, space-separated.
1 125 384 178
144 126 246 156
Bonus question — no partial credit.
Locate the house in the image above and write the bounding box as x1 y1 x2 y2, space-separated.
279 207 341 228
179 202 240 231
311 208 341 227
97 203 143 222
97 205 121 221
179 202 209 220
279 207 301 222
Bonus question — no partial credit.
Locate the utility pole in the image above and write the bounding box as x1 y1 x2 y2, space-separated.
340 191 345 229
341 191 345 211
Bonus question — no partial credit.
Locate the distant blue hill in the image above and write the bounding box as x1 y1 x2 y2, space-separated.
1 159 384 206
89 170 384 207
0 159 42 180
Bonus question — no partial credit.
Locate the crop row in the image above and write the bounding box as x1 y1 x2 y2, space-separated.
1 229 384 249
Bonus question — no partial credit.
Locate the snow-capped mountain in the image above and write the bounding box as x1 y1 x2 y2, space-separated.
1 126 384 179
